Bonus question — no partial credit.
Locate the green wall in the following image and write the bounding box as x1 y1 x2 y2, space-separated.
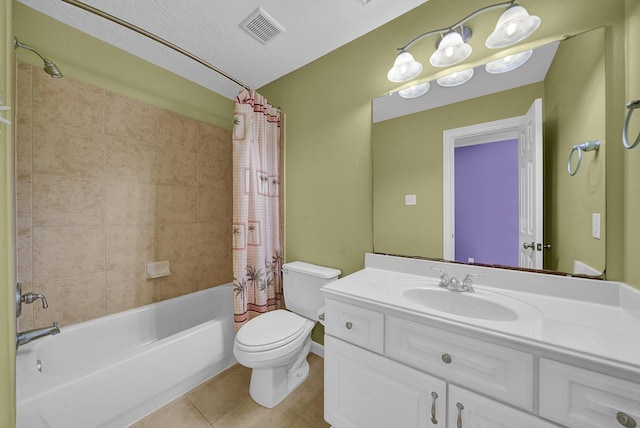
0 1 16 425
544 28 606 274
259 38 377 275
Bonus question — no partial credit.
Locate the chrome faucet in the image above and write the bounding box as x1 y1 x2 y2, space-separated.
21 291 49 309
17 322 60 348
432 268 482 293
15 284 60 348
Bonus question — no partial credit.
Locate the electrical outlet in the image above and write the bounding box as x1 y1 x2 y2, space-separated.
405 194 417 206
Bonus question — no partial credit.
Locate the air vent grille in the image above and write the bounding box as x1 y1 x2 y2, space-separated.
240 7 285 44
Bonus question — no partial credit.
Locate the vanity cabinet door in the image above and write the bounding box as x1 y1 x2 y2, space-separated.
448 385 560 428
539 359 640 428
325 336 446 428
386 315 534 410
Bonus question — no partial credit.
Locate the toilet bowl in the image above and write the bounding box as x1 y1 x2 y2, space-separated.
233 261 340 408
234 310 315 408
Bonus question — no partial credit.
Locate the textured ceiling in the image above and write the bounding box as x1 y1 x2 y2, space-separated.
17 0 429 99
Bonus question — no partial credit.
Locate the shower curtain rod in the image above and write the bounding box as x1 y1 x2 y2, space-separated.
60 0 252 92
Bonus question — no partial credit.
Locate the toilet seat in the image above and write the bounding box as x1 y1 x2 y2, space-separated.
235 310 309 353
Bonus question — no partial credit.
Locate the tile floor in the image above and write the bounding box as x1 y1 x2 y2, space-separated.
130 353 329 428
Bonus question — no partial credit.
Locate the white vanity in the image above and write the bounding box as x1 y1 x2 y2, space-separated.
322 253 640 428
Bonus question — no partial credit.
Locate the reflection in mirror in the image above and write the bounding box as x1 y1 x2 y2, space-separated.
372 27 606 277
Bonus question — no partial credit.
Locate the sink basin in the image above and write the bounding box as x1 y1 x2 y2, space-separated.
402 288 519 321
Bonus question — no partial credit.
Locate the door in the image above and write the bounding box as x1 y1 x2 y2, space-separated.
443 98 543 269
518 99 543 269
325 336 446 428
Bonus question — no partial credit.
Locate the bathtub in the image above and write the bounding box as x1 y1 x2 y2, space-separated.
16 284 236 428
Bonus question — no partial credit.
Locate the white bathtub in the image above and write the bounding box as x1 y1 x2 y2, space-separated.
16 284 236 428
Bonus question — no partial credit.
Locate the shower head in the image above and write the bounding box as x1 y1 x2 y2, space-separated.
42 60 63 78
14 37 63 78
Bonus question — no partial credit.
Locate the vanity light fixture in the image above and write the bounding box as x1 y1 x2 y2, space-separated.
485 49 533 73
436 68 475 87
398 82 431 99
485 5 541 49
387 49 423 82
430 30 473 67
386 1 540 83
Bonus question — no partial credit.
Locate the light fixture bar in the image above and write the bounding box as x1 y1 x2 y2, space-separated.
396 0 515 52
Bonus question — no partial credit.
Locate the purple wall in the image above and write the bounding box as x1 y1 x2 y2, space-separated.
455 139 518 266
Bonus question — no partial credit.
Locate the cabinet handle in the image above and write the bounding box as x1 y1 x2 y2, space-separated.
441 353 452 364
456 402 464 428
345 321 353 329
430 391 438 424
617 412 637 428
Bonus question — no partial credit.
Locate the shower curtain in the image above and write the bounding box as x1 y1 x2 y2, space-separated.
232 89 283 330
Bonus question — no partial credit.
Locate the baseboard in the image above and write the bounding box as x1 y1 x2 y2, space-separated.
311 341 324 358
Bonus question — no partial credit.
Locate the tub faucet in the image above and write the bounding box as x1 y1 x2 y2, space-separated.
17 322 60 348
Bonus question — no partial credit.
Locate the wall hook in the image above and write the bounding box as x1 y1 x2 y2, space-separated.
623 99 640 150
567 140 600 176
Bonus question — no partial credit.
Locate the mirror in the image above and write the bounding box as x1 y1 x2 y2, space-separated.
372 27 606 277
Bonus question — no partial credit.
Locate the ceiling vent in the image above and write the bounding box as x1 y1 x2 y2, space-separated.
240 7 285 44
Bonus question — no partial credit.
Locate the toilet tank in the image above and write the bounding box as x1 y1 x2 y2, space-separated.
282 261 341 320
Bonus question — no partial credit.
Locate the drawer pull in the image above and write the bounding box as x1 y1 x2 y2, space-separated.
345 321 353 330
617 412 637 428
456 402 464 428
430 391 438 424
441 353 452 364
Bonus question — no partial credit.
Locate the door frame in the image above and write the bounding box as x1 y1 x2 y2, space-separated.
443 116 525 262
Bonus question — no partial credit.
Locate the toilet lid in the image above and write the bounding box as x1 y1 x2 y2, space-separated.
236 310 308 352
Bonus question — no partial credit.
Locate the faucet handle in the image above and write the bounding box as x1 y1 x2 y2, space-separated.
462 274 483 290
431 268 450 287
21 292 49 309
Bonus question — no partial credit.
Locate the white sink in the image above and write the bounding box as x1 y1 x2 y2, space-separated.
402 288 519 321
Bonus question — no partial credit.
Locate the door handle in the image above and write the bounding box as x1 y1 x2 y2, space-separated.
523 242 535 250
537 243 552 251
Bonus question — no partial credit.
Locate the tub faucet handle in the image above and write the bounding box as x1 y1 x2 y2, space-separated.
21 292 49 309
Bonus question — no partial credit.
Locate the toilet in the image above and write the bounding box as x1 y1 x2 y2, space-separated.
233 261 340 408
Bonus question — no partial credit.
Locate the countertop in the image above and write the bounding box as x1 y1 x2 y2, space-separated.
322 253 640 376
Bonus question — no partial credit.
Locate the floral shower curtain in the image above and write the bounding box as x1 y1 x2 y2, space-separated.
232 89 283 331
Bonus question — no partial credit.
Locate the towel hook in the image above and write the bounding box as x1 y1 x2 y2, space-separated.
567 140 600 176
623 99 640 150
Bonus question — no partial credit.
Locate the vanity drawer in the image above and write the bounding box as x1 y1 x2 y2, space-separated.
539 359 640 428
386 315 533 410
325 299 384 354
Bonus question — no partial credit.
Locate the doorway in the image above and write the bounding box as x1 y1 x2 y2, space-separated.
443 99 543 269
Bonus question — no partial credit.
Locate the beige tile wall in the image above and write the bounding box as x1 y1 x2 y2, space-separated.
16 63 233 331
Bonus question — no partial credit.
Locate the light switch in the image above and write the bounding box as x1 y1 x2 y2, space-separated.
592 213 601 239
405 194 416 206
